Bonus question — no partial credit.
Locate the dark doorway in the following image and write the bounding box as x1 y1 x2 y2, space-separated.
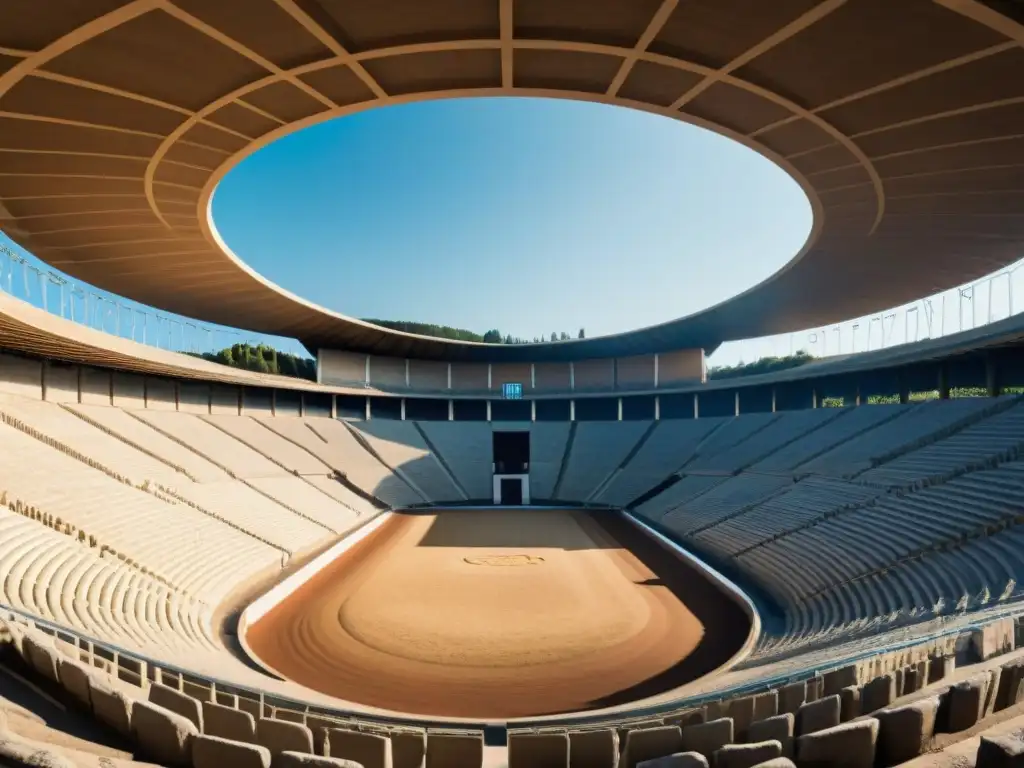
493 431 529 474
500 477 523 506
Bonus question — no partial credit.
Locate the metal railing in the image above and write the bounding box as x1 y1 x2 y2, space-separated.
3 239 1024 373
0 243 269 358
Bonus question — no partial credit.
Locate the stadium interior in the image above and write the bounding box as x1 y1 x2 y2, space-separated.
3 2 1024 768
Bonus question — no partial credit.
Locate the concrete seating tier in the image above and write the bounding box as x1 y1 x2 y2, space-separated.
0 509 220 656
246 476 365 531
0 396 187 487
683 412 778 470
133 410 287 479
556 420 651 502
595 418 725 507
857 399 1024 489
695 477 882 558
172 480 335 553
417 421 495 500
303 475 378 517
528 422 571 500
663 474 794 535
257 416 423 508
0 420 280 605
752 404 907 473
685 409 841 474
797 398 1003 478
67 403 230 482
202 414 332 475
632 474 729 521
347 420 463 503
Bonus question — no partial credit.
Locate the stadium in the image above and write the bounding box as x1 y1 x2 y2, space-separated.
1 1 1024 767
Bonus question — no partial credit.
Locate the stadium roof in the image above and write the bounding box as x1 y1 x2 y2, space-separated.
1 1 1022 363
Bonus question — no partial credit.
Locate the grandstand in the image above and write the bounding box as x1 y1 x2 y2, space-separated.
3 2 1024 768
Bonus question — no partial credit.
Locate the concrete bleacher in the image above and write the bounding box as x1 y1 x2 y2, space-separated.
682 411 778 471
66 403 231 483
632 474 728 522
0 419 280 605
556 420 651 502
202 414 332 475
0 396 188 488
797 397 1005 478
685 407 843 474
0 509 219 657
857 398 1024 488
132 410 287 480
257 416 424 508
347 419 464 503
528 422 571 500
595 418 724 507
663 474 794 534
417 421 495 500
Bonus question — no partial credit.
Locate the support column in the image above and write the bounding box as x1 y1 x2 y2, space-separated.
487 364 492 391
570 399 576 421
855 385 861 407
617 397 623 421
986 352 1000 397
405 359 410 387
569 362 575 391
400 398 406 420
693 392 699 419
486 400 492 421
364 355 371 386
654 395 660 420
365 396 371 420
898 370 909 404
448 400 454 421
530 363 536 390
734 390 740 416
938 364 950 400
771 387 776 413
299 393 305 417
331 395 337 419
270 389 276 416
447 363 452 390
653 354 659 388
531 400 536 422
812 388 819 408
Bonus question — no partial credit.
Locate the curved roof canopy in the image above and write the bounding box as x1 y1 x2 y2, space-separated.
1 0 1023 362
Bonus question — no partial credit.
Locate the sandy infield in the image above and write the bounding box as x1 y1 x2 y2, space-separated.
246 509 749 719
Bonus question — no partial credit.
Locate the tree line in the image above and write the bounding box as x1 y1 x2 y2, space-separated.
186 343 316 381
366 319 586 344
706 351 814 380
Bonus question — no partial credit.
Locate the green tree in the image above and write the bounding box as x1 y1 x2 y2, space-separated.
482 329 502 343
578 328 585 339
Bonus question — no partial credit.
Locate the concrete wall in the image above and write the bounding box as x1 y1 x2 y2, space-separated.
145 377 177 411
451 363 488 391
79 367 111 405
44 361 79 403
318 349 366 386
409 360 447 391
0 352 42 398
659 349 705 386
491 363 532 393
178 382 210 414
210 385 240 415
369 356 406 389
112 372 145 409
617 355 656 390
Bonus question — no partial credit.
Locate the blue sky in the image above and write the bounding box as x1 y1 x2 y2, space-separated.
1 96 819 365
214 97 812 344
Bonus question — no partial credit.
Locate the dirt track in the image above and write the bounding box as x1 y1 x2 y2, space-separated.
246 510 749 719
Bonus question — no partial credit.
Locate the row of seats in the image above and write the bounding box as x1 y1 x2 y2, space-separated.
0 508 219 657
10 611 1018 768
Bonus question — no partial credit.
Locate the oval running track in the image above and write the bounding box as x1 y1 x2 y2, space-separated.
245 509 750 719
